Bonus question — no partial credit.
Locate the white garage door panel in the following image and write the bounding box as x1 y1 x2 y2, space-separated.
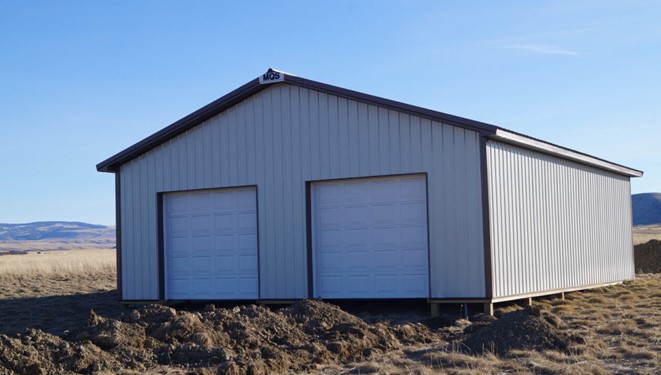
313 175 429 298
164 187 258 300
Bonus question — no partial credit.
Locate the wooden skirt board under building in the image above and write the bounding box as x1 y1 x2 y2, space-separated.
163 187 258 300
311 174 430 298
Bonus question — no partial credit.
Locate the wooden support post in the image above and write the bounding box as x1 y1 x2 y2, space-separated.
525 297 533 306
560 292 565 300
483 302 493 316
430 303 440 317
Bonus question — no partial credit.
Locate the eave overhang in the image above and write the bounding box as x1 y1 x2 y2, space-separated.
97 68 642 179
490 129 643 178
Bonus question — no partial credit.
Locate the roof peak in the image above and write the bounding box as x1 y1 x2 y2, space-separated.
259 68 287 84
96 69 641 177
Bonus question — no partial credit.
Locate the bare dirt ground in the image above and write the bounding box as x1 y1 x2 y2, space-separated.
0 250 660 374
635 240 661 273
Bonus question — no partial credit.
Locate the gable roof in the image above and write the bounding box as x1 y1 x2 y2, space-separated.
96 69 642 177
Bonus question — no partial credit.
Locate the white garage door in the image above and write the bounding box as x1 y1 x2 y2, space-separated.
312 175 429 298
163 187 258 300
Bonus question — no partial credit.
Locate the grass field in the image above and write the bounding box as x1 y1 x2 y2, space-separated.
0 249 115 277
633 224 661 245
0 249 659 374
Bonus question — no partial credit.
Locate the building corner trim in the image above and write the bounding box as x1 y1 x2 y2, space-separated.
157 193 165 301
305 182 314 299
115 173 123 301
479 135 494 299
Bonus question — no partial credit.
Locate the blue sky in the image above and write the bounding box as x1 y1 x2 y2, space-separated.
1 1 659 225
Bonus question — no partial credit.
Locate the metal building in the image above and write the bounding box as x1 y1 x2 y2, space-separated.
97 69 642 310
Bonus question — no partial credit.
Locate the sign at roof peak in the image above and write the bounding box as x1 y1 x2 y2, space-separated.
259 69 285 84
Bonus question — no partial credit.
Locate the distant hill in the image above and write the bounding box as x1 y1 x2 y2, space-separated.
0 222 115 251
632 193 661 226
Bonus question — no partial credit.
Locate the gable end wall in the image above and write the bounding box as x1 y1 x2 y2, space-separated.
118 83 486 300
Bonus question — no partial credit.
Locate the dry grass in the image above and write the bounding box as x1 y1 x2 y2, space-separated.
327 275 661 374
0 249 116 300
0 249 120 335
633 224 661 245
0 250 660 374
549 275 661 374
0 249 115 278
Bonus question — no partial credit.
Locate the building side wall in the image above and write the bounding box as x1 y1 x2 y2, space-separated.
119 83 485 300
486 140 634 299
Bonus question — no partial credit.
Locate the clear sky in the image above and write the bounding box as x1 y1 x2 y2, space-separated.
1 1 659 226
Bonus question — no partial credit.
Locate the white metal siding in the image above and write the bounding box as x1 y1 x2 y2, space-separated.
487 141 634 299
119 84 485 300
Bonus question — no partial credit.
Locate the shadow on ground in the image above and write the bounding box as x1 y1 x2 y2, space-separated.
0 290 128 335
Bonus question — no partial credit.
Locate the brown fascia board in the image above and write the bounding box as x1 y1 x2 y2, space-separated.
490 129 644 178
96 70 642 178
96 71 499 173
283 75 499 135
96 78 263 173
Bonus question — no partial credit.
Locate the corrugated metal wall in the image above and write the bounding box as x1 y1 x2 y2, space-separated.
487 141 634 299
119 83 486 300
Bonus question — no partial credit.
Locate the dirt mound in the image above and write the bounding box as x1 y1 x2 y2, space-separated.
0 300 439 374
634 239 661 273
0 328 121 374
459 306 577 356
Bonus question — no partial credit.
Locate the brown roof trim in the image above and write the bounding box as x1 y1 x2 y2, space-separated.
97 69 642 178
490 129 643 177
96 71 499 172
283 75 498 135
97 77 262 172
